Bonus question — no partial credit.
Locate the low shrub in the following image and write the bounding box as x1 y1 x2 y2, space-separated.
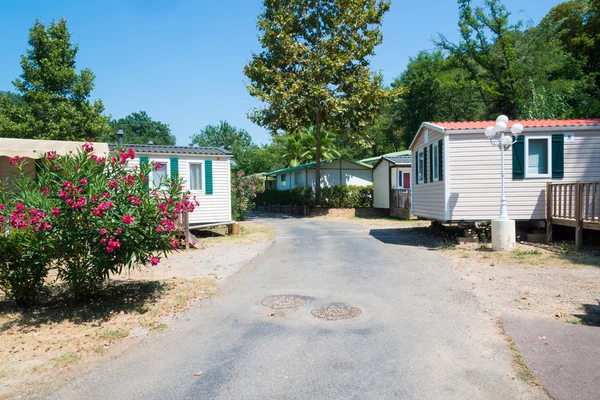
255 185 373 208
255 187 315 206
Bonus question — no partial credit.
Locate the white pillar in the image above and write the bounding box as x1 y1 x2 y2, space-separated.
492 219 516 250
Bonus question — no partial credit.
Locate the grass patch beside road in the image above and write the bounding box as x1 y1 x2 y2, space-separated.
0 278 217 398
195 222 275 246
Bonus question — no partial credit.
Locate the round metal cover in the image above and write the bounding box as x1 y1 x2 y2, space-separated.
261 295 307 309
311 304 362 320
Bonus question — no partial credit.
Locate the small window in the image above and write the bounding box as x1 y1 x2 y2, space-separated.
418 150 424 183
433 142 439 181
281 174 287 187
526 137 551 177
151 161 168 189
189 163 203 191
397 171 404 188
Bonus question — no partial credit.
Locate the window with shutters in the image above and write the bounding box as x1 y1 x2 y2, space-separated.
150 159 169 189
188 162 204 191
432 142 439 181
525 136 551 178
417 150 424 183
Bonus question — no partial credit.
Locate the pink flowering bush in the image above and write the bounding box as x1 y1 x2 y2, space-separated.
231 171 264 221
0 143 198 302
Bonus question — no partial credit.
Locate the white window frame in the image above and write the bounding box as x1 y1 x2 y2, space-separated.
280 173 287 187
149 158 170 189
417 150 424 184
187 160 205 193
525 136 552 178
432 142 439 181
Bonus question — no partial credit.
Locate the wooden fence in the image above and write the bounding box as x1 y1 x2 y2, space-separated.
546 182 600 248
390 189 411 219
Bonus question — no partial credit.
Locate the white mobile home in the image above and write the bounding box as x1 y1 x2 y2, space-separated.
372 155 412 209
110 144 233 228
266 158 373 190
409 119 600 222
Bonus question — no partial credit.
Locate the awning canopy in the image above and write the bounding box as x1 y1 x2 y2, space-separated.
0 138 110 159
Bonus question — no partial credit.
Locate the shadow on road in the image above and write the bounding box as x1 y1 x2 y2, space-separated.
369 227 443 249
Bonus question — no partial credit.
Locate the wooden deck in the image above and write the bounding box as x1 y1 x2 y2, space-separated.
546 182 600 248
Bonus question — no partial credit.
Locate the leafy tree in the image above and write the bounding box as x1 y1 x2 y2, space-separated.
234 143 286 175
244 0 391 200
100 111 175 145
189 120 252 150
0 18 109 140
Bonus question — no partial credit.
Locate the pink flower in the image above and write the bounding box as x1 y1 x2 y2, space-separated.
15 204 25 212
156 225 164 232
154 162 164 171
115 228 122 235
52 207 60 217
0 204 5 211
41 186 50 196
108 179 119 189
46 151 56 160
9 156 21 165
82 142 94 152
122 214 134 225
128 196 141 206
150 257 160 266
99 228 107 235
79 178 88 185
100 238 107 244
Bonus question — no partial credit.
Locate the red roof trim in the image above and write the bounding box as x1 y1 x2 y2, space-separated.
426 119 600 130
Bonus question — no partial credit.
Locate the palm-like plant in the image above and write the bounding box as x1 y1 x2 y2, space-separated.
275 132 306 167
299 126 341 162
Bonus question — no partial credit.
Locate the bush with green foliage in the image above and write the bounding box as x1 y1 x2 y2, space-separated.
255 185 373 208
0 143 197 303
231 171 264 221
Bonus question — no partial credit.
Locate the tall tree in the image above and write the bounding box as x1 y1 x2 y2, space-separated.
244 0 391 200
299 126 340 162
0 18 109 140
101 111 175 145
189 120 252 150
275 132 307 167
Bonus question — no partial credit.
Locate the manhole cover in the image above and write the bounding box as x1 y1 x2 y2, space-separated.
261 295 307 309
311 305 362 320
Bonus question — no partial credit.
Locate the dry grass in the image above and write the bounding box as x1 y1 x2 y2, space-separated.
196 222 275 246
0 278 218 398
497 319 540 386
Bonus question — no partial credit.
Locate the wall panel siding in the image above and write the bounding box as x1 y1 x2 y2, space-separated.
373 160 390 208
447 130 600 221
140 154 231 225
412 129 446 220
274 160 373 191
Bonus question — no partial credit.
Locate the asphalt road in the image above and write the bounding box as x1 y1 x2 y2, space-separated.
49 217 547 400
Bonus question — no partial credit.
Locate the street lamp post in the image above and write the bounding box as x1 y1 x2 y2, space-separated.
485 115 524 250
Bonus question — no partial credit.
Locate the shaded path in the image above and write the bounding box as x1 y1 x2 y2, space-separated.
49 218 546 400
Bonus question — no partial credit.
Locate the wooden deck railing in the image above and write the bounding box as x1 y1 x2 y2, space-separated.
390 188 411 219
546 182 600 248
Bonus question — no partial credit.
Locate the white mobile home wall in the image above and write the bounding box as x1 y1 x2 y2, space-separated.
274 159 372 190
373 160 411 209
447 129 600 221
129 154 232 226
411 129 446 220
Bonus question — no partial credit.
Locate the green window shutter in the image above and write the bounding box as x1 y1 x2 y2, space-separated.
512 136 525 179
170 157 179 180
414 152 418 185
438 139 444 181
205 160 213 194
552 134 564 179
139 156 149 189
423 146 428 183
429 144 433 183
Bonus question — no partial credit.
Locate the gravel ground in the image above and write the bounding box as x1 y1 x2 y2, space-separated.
48 217 547 400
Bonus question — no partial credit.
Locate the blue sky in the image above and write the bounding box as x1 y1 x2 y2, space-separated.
0 0 563 145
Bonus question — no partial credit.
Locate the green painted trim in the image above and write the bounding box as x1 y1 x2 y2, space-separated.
552 134 564 179
170 157 179 180
512 136 525 179
205 159 213 194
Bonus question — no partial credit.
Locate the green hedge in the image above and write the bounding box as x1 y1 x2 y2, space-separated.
255 185 373 208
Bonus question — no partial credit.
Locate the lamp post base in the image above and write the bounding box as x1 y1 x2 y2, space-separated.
491 219 516 251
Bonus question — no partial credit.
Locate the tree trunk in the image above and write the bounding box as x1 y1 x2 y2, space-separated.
314 112 322 204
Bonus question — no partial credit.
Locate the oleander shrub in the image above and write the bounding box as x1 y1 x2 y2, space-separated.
0 142 198 302
255 185 372 208
231 171 264 221
255 186 315 206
